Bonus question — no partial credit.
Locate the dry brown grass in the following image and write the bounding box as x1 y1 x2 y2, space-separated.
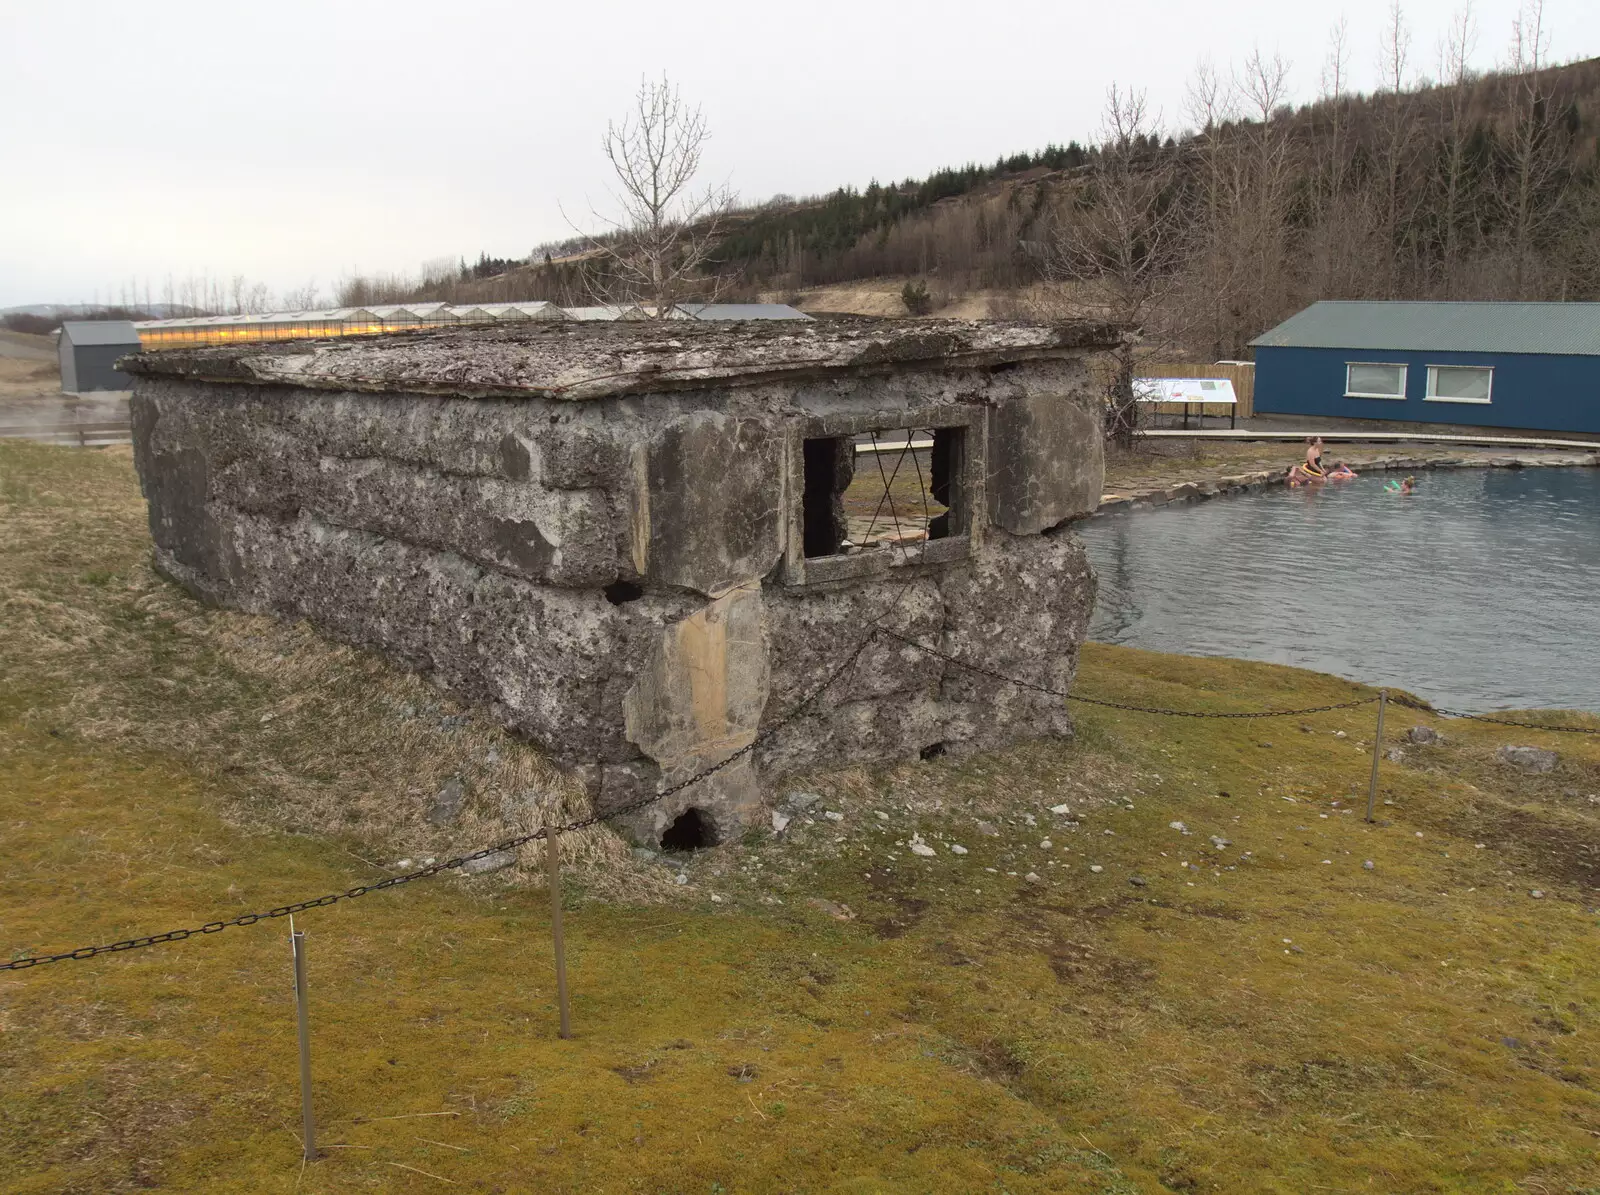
0 440 642 895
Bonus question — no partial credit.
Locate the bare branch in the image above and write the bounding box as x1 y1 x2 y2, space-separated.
573 74 738 315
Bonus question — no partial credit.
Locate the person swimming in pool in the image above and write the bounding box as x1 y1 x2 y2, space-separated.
1327 461 1357 479
1384 475 1417 494
1303 436 1326 476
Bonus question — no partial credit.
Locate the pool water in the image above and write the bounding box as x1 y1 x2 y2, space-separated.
1079 468 1600 713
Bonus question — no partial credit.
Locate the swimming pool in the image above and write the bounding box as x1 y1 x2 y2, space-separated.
1078 467 1600 713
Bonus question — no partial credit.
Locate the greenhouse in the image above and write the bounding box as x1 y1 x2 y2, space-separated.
130 300 806 348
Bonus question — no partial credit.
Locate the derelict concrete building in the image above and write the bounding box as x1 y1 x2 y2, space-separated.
58 320 142 393
125 319 1119 847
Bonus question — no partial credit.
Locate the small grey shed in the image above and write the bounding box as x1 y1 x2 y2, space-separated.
58 320 142 393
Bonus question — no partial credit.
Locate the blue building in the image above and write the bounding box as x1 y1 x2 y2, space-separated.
1250 301 1600 434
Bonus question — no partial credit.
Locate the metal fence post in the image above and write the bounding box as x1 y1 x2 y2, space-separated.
290 919 318 1160
1366 690 1389 823
546 828 572 1039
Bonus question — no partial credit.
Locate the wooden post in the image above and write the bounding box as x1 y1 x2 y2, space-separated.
546 828 571 1039
290 919 318 1160
1366 690 1389 823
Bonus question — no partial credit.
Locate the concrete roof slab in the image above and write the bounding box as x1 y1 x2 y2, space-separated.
123 318 1128 401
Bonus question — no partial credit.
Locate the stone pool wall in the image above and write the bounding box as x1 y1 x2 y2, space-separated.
1094 451 1600 516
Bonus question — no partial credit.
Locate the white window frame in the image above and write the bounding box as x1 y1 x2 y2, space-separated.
1424 364 1494 405
1344 362 1408 400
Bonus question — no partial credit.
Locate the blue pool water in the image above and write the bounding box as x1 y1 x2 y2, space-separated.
1078 468 1600 713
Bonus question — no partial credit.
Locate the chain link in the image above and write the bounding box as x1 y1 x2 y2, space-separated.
1388 693 1599 734
881 629 1380 719
12 613 1590 972
2 591 894 973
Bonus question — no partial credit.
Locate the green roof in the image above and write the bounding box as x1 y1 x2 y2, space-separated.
1250 301 1600 357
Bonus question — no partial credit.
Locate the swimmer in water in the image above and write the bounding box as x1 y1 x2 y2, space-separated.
1302 436 1326 477
1326 461 1357 479
1384 475 1417 494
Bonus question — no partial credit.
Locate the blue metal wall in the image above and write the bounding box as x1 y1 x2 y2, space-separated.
1254 345 1600 434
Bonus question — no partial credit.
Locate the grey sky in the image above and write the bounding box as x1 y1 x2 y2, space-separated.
2 0 1595 308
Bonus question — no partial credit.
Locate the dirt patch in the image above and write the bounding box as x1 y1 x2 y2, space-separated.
1397 738 1600 893
1046 934 1156 989
864 866 930 939
1242 1055 1433 1113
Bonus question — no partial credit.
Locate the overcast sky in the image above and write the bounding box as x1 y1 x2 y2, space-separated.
2 0 1596 309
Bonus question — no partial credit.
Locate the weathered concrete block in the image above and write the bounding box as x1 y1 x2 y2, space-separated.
624 583 770 768
126 319 1122 846
638 413 784 596
987 382 1105 534
936 529 1096 745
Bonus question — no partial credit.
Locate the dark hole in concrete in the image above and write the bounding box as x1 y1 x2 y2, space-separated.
603 579 644 605
928 426 965 541
920 742 948 761
802 437 852 558
661 807 717 851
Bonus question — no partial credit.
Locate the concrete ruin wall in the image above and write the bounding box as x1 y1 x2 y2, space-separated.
126 320 1117 846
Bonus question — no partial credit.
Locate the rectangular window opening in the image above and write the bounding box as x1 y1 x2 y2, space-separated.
800 427 965 561
1345 362 1408 400
1426 365 1493 403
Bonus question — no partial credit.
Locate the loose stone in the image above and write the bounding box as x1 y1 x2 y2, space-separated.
1497 745 1558 773
426 776 466 827
461 848 516 876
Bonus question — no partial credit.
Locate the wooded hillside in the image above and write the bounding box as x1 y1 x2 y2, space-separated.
357 43 1600 362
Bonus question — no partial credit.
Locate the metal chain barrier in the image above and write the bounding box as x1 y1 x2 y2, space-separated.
10 603 1594 972
2 576 904 973
1387 693 1599 734
881 629 1380 719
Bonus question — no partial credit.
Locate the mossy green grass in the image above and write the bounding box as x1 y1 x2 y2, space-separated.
2 441 1597 1193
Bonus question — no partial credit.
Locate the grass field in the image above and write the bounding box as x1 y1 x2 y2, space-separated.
2 440 1598 1193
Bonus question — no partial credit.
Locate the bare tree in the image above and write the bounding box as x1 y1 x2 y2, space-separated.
1433 1 1479 296
583 74 736 317
1042 85 1186 445
280 280 321 310
1375 1 1420 295
1181 60 1242 359
1234 49 1297 335
1302 19 1381 301
1319 18 1351 204
420 256 458 291
1500 0 1567 297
